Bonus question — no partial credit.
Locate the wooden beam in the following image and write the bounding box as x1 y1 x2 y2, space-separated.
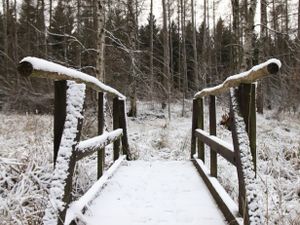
192 158 243 225
195 129 236 166
194 59 281 98
76 129 123 161
18 57 125 99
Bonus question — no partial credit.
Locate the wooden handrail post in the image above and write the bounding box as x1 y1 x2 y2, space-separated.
191 98 204 160
198 98 205 161
237 83 257 175
191 99 198 158
97 92 105 179
54 80 66 167
113 97 121 161
249 84 257 175
118 99 130 159
209 95 217 177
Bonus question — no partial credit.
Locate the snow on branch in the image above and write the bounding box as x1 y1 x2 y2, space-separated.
76 129 123 160
18 57 125 99
43 81 86 225
194 59 281 99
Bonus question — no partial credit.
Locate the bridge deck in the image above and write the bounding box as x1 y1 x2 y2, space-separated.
84 161 227 225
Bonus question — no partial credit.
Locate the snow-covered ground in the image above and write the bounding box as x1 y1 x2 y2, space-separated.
83 161 227 225
0 100 299 224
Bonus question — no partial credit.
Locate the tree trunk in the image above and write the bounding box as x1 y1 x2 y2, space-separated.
76 0 82 67
231 0 240 72
181 0 188 116
127 0 138 117
298 0 300 38
191 0 199 90
241 0 257 71
257 0 268 114
96 0 105 82
162 0 171 119
150 0 154 105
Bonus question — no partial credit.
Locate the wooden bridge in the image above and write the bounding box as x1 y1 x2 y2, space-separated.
18 57 281 225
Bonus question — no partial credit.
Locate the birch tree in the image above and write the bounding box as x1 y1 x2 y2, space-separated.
127 0 138 117
96 0 105 82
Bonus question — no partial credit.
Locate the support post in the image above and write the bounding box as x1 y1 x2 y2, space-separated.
118 99 130 159
54 80 66 167
197 98 205 161
237 83 257 175
113 97 121 161
209 95 217 177
191 99 198 158
97 92 105 178
249 84 257 175
191 98 204 159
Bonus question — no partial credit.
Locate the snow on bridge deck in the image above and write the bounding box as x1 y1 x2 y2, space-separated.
83 161 227 225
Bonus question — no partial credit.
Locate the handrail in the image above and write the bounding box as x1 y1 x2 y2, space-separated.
191 59 281 225
194 59 281 99
17 57 125 99
17 57 130 225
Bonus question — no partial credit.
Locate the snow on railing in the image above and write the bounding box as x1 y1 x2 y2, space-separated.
18 57 125 99
76 129 123 160
194 59 281 99
17 57 130 225
230 88 263 225
43 81 86 225
191 59 281 225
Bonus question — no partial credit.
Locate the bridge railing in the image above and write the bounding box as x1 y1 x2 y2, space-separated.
191 59 281 225
18 57 129 225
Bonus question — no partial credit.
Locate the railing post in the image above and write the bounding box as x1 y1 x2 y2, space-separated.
209 95 217 177
191 98 204 160
197 98 205 161
118 98 130 159
191 99 198 158
113 97 121 161
97 92 105 179
237 83 257 175
230 87 263 225
249 84 257 175
54 80 66 167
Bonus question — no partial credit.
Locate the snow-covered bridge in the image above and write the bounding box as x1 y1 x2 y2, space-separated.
17 57 281 225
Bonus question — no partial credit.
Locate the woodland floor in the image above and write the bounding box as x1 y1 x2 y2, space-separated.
0 100 299 224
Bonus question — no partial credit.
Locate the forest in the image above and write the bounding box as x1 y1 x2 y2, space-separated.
0 0 299 115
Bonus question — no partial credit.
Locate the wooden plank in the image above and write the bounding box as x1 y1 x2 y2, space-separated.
113 97 121 161
209 95 217 177
97 92 105 178
54 80 66 167
195 129 236 166
192 158 243 225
